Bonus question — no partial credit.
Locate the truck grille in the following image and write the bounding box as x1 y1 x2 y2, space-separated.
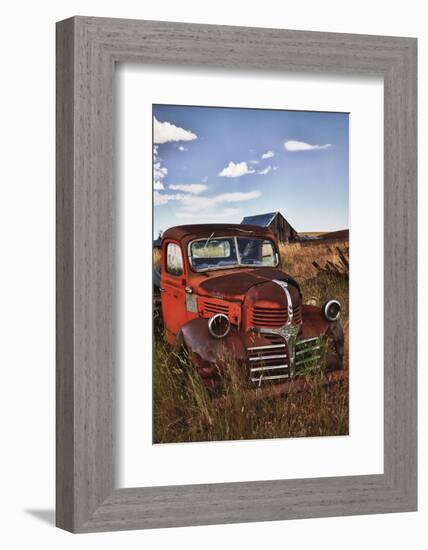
247 336 321 385
247 338 289 383
295 337 322 369
250 304 302 328
202 300 230 316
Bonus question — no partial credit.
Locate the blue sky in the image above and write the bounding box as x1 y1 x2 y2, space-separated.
153 105 349 237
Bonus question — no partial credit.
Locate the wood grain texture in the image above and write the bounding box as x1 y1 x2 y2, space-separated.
56 16 417 533
56 18 76 532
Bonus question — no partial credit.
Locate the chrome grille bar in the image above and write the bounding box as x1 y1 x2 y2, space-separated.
247 343 285 351
250 364 289 372
249 354 287 362
296 337 319 345
251 374 289 382
296 345 320 356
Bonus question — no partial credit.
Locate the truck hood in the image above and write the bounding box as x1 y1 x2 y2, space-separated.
197 268 299 301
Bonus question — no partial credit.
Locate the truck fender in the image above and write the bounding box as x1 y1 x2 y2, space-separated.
174 317 247 389
301 305 344 369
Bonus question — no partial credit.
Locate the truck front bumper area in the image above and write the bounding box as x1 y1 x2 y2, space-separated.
176 316 344 392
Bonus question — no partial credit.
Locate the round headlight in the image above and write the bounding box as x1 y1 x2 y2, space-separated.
208 313 231 339
323 299 341 322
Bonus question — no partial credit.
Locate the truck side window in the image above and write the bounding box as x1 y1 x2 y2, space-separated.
166 243 183 276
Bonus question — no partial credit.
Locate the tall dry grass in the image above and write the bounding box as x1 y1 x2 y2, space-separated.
153 336 349 443
279 239 348 282
153 239 349 443
153 247 161 268
279 240 349 369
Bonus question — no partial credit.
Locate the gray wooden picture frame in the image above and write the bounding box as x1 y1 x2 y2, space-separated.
56 16 417 533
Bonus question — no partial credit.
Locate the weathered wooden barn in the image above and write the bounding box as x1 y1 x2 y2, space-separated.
241 211 298 243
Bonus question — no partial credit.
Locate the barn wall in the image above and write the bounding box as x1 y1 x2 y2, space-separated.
268 215 297 242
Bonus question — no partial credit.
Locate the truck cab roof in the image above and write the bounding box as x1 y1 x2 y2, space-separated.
161 223 276 243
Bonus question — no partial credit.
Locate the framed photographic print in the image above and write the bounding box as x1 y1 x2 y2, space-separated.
56 17 417 532
151 103 350 446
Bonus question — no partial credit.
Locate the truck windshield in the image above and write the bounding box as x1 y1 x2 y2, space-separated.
189 237 278 271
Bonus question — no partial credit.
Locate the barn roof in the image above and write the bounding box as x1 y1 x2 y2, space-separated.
240 211 279 227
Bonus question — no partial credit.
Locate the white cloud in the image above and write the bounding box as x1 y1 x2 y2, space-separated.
154 162 167 181
261 150 275 159
249 159 260 165
176 190 262 214
154 191 187 206
153 117 197 144
284 140 331 152
169 184 208 194
178 145 187 151
218 161 255 178
155 187 261 215
153 160 168 190
175 207 241 220
258 165 272 175
217 191 261 203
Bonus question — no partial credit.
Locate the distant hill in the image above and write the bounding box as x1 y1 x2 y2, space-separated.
318 229 349 240
318 229 349 239
296 229 349 242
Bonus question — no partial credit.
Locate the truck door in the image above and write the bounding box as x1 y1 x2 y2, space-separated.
161 241 187 341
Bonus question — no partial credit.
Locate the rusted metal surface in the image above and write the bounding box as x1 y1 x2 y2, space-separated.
198 268 299 300
300 305 342 339
175 318 248 390
242 278 302 330
162 223 275 243
160 223 345 392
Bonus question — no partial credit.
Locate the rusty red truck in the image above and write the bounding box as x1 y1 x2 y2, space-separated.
154 223 346 395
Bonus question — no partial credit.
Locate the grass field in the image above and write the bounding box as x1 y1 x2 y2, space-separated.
153 239 349 444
